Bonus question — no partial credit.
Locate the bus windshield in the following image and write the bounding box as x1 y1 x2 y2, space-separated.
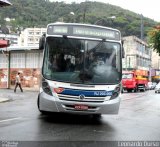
42 37 121 84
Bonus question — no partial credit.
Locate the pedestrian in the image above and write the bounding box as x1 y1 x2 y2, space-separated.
14 72 23 93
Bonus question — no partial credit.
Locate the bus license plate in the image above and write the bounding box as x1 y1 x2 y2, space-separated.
74 105 88 110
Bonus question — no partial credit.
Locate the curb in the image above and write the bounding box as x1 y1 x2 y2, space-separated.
0 98 10 103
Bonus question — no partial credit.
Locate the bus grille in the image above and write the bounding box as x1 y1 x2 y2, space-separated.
58 94 106 103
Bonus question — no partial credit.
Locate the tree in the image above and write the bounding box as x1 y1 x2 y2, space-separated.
148 25 160 55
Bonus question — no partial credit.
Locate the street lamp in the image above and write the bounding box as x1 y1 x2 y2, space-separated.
94 16 116 25
57 11 75 23
70 12 75 23
70 12 74 15
108 16 116 19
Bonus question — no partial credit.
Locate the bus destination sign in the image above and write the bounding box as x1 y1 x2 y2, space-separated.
47 25 120 40
53 26 68 34
73 27 119 40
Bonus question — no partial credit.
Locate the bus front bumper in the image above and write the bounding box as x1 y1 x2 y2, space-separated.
38 92 121 115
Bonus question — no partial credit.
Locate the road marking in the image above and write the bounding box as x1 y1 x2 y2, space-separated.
0 117 22 123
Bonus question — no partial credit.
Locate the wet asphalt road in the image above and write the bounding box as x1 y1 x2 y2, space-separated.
0 89 160 142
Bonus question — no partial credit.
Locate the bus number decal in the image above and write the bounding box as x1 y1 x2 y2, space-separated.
94 91 112 96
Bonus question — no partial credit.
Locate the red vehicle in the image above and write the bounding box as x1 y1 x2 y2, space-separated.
0 0 11 48
0 39 10 48
122 70 148 92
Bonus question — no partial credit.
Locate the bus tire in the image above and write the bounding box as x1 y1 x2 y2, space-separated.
92 114 101 119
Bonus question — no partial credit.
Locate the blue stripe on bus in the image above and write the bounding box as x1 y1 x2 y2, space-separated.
60 88 113 97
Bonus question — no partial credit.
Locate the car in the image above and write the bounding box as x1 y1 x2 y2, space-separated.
155 83 160 93
152 82 157 89
145 83 149 90
148 82 154 90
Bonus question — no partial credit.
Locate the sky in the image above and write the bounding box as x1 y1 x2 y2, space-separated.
51 0 160 22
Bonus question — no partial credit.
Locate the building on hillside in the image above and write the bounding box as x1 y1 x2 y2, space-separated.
19 28 46 46
122 36 152 80
122 36 151 70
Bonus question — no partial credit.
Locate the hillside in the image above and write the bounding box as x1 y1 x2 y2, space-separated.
0 0 158 38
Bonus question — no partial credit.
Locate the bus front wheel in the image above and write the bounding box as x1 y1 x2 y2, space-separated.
92 114 102 119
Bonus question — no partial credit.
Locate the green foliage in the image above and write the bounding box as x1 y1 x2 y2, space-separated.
148 25 160 55
0 0 158 38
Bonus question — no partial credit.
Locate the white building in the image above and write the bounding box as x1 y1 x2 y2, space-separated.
122 36 151 71
19 28 46 46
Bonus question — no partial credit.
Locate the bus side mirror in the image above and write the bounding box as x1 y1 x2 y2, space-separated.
39 34 45 50
121 40 125 58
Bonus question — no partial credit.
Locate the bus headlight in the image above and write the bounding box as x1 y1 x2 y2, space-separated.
42 79 53 96
53 87 64 93
110 84 121 100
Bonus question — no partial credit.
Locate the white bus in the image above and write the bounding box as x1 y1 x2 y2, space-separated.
38 23 123 116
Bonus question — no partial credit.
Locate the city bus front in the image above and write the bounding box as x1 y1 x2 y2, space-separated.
38 23 122 115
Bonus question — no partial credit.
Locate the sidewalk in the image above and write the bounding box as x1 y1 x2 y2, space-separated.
0 89 39 103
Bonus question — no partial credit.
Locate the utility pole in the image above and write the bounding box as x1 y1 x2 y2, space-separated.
70 12 75 23
83 2 87 23
140 14 144 40
7 51 11 89
129 57 131 69
149 49 152 82
83 0 89 23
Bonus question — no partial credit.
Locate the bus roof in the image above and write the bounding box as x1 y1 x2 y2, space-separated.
47 22 120 32
0 0 12 7
46 22 121 41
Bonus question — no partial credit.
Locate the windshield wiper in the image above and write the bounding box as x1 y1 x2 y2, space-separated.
88 38 105 53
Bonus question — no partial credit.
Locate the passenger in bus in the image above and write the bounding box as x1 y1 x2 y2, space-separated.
48 56 58 71
66 58 75 72
56 53 67 72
